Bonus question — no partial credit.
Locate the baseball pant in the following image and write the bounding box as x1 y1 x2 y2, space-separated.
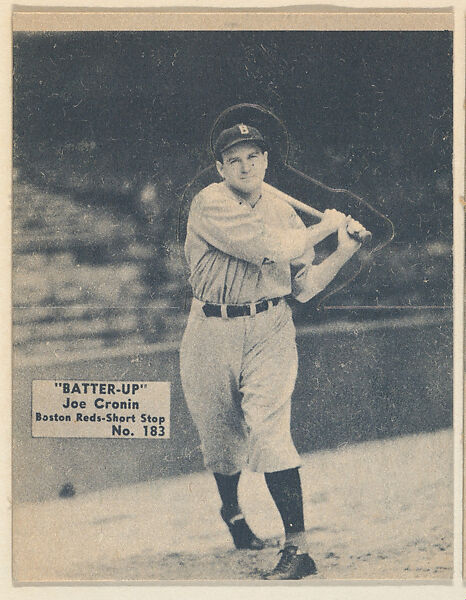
180 297 301 474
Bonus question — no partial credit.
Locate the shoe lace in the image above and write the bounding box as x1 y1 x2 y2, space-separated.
273 546 298 573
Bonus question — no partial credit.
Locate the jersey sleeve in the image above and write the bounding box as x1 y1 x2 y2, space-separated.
189 187 308 265
291 247 352 303
286 206 307 232
291 263 317 302
288 207 318 298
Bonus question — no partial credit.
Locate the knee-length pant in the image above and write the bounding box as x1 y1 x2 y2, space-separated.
180 298 301 475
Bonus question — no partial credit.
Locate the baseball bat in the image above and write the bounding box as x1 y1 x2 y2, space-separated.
262 181 372 243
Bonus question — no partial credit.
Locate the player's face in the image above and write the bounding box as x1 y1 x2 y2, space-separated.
216 143 268 196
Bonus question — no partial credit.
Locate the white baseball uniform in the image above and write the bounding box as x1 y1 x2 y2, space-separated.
180 180 316 474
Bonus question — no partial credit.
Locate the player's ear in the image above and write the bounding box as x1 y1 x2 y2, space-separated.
263 150 268 170
216 160 225 179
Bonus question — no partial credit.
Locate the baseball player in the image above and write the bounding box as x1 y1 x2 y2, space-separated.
180 123 364 580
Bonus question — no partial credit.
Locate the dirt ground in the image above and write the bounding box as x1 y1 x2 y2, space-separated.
13 429 452 583
14 430 453 582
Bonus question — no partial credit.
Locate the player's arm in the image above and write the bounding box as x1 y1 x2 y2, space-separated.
304 208 350 247
190 191 312 265
289 207 349 270
292 217 362 303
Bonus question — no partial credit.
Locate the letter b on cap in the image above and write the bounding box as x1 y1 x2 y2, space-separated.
238 124 249 135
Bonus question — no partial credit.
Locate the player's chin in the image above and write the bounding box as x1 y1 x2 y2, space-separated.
234 178 262 194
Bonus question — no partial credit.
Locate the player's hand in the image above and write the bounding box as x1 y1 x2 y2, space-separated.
345 216 366 238
337 216 362 257
320 208 348 234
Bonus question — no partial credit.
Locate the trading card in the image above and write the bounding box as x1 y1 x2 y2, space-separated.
11 8 454 583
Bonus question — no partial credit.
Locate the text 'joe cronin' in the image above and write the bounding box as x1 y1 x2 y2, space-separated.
32 380 170 439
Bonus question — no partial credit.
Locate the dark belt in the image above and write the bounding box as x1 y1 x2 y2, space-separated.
202 297 281 318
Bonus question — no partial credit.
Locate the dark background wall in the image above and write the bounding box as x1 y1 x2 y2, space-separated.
13 317 452 503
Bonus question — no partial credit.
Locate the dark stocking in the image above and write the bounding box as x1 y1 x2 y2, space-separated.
213 471 241 519
265 467 306 545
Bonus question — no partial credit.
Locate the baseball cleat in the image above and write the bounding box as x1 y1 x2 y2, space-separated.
262 545 317 580
220 507 265 550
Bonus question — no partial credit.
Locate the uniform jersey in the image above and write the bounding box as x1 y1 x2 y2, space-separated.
185 181 315 305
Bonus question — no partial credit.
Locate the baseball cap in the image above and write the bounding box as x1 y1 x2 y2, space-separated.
214 124 267 160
